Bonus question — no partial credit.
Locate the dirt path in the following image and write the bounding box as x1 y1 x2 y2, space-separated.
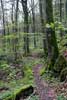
33 64 57 100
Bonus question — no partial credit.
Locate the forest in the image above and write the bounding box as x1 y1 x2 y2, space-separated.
0 0 67 100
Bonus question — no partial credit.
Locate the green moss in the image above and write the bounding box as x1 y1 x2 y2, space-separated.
0 84 33 100
40 67 45 76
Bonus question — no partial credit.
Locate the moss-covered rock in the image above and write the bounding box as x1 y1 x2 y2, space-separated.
54 55 67 75
60 67 67 82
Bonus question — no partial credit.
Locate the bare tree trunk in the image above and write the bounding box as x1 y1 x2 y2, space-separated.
39 0 47 55
59 0 63 37
14 0 19 62
21 0 30 55
11 2 14 32
59 0 62 22
31 0 36 48
15 0 19 32
1 0 5 35
39 0 45 33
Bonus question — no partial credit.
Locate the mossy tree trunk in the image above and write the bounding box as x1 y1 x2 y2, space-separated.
46 0 59 69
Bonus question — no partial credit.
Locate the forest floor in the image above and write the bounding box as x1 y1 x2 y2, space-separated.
20 51 67 100
29 52 67 100
0 49 67 100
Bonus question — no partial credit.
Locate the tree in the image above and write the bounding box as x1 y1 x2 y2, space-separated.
15 0 19 32
59 0 62 22
31 0 36 48
1 0 5 35
11 1 15 33
46 0 59 68
14 0 19 62
39 0 47 55
59 0 64 37
21 0 30 55
39 0 44 33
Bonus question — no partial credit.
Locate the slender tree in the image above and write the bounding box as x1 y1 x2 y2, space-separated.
39 0 44 33
31 0 36 48
65 0 67 25
39 0 47 55
15 0 19 32
14 0 19 62
59 0 64 37
59 0 62 22
11 2 14 33
21 0 30 55
1 0 5 35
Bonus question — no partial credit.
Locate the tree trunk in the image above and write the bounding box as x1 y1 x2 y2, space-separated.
1 0 5 35
59 0 63 37
39 0 47 55
14 0 19 63
21 0 30 55
59 0 62 22
11 3 14 33
31 0 36 48
46 0 59 68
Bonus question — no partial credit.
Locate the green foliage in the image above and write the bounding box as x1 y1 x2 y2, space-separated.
58 35 67 53
50 22 55 29
57 95 67 100
58 23 64 30
40 67 45 76
0 91 12 100
0 61 9 70
55 21 64 30
46 23 55 29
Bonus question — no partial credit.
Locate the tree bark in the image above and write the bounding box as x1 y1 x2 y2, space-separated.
46 0 59 68
21 0 30 55
59 0 63 37
31 0 36 48
13 0 19 63
39 0 47 55
1 0 5 35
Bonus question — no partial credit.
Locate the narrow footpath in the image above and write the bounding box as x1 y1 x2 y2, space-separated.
33 64 57 100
